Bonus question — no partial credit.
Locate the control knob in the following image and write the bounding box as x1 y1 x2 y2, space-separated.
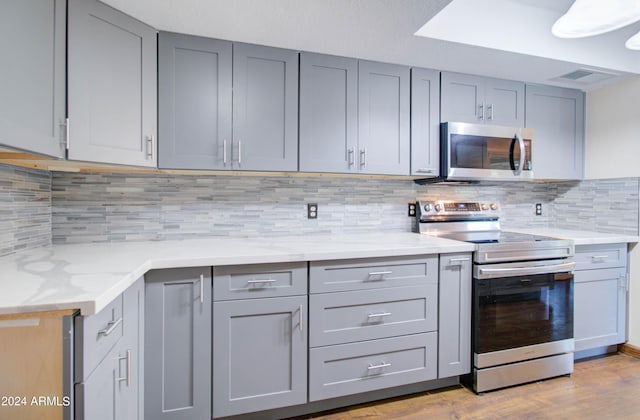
423 203 432 212
490 203 499 211
481 203 489 211
434 203 443 212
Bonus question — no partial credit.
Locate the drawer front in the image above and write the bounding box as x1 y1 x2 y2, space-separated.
213 262 307 300
75 294 124 382
575 243 627 271
310 255 437 293
309 333 437 401
310 285 437 347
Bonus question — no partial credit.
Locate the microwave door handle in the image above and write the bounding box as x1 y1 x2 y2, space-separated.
516 131 525 176
509 135 517 172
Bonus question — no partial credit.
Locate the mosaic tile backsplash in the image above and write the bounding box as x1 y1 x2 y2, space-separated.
1 161 637 251
0 164 51 256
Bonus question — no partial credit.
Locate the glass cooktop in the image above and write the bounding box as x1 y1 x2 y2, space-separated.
439 231 561 245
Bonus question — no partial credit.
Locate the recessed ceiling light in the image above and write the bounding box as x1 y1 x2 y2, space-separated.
626 29 640 49
552 0 640 38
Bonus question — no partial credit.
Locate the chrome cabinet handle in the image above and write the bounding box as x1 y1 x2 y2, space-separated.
348 148 355 167
223 140 228 165
238 140 242 165
367 312 391 318
478 103 484 120
591 255 609 261
368 362 391 370
449 258 470 262
360 148 366 168
415 168 435 174
487 104 494 120
199 274 204 304
247 279 277 285
145 135 154 159
368 271 392 277
298 304 303 332
98 317 122 337
117 349 131 386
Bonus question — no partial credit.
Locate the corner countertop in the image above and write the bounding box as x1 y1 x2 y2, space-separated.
0 233 474 316
506 228 639 246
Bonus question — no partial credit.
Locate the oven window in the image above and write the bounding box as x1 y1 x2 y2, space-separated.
474 273 573 354
450 134 532 171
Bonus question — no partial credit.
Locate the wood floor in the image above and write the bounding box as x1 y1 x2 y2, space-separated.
303 353 640 419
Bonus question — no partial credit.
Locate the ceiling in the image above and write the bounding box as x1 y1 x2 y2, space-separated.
100 0 640 91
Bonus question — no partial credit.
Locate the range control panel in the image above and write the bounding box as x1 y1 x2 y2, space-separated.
417 201 499 216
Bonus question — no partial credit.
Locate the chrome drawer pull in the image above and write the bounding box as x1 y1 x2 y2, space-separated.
368 362 391 370
200 274 204 304
368 271 392 277
247 279 277 284
98 317 122 337
449 258 470 262
116 350 131 386
591 255 609 260
368 312 392 318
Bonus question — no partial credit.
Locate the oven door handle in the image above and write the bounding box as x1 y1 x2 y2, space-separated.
477 261 575 277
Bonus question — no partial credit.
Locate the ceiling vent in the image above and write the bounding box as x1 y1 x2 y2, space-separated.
551 68 618 85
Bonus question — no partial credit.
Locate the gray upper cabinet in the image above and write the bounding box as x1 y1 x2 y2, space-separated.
0 0 66 158
232 43 299 171
441 72 524 127
438 253 472 378
158 32 232 170
358 61 410 175
410 68 440 177
525 84 585 180
145 268 212 420
299 53 358 173
67 0 157 167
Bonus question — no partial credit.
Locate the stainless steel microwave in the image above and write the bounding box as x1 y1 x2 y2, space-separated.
439 122 534 182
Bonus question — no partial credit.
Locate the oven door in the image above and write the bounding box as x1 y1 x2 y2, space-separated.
473 266 574 368
442 122 533 181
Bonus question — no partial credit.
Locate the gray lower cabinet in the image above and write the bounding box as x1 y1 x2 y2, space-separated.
232 43 299 171
75 277 144 420
67 0 157 167
299 52 358 173
441 72 524 126
438 253 472 378
525 84 585 180
145 267 212 420
212 296 308 417
410 67 440 177
158 32 232 170
574 243 628 352
358 61 410 175
0 0 66 157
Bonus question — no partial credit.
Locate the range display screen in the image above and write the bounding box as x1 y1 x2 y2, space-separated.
444 202 480 212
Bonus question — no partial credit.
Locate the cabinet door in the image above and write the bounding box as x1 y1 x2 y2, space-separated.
574 267 627 352
525 84 585 180
68 0 157 167
438 253 472 378
119 277 144 420
213 296 307 417
158 32 232 170
233 43 298 171
299 53 358 173
76 345 118 420
145 268 212 420
440 72 484 123
358 61 410 175
410 68 440 177
484 78 524 127
0 0 65 157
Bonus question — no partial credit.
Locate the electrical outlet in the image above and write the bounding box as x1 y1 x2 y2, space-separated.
307 203 318 219
408 203 417 217
535 203 542 216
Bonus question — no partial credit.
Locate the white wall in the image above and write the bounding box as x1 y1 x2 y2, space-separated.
586 75 640 348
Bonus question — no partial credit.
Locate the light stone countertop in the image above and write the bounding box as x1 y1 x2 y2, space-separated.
506 228 639 246
0 233 474 316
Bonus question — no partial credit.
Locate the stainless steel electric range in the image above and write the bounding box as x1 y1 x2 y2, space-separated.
416 201 576 393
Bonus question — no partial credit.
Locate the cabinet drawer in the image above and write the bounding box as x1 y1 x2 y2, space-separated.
575 243 627 271
310 285 437 347
75 294 124 382
309 333 437 401
310 255 437 293
213 262 307 300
